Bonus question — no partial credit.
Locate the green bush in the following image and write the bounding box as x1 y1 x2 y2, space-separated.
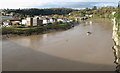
1 23 72 35
2 27 15 35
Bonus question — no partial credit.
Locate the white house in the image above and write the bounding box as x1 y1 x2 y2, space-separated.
85 15 93 18
42 19 48 24
33 18 43 26
57 18 63 22
22 17 44 26
22 19 27 25
49 18 54 23
2 22 10 27
26 18 33 26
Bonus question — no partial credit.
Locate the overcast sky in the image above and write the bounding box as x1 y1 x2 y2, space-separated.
0 0 119 9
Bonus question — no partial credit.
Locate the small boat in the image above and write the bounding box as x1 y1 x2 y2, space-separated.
87 32 92 35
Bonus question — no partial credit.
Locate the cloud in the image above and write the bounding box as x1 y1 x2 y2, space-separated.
0 0 119 9
91 2 118 7
1 0 49 9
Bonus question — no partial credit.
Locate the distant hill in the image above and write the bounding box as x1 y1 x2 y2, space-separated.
2 7 117 19
3 8 78 15
69 7 117 18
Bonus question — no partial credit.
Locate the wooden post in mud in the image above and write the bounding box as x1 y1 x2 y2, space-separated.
112 1 120 72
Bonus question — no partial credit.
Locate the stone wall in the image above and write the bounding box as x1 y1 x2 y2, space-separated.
112 10 120 72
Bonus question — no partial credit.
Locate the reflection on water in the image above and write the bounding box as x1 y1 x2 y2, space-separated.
2 18 116 71
89 21 93 24
43 34 48 38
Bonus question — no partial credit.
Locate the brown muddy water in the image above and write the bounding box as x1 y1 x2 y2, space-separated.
2 18 116 71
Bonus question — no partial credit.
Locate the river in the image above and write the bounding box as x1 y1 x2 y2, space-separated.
2 18 116 71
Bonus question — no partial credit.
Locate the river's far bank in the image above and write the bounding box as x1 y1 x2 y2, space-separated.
1 18 113 40
1 22 79 40
1 29 65 40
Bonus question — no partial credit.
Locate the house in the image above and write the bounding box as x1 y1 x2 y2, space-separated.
1 19 21 26
88 15 93 18
49 18 57 23
85 15 93 18
26 18 33 26
11 21 21 25
68 13 71 15
49 18 54 23
1 21 10 27
21 16 72 26
33 17 43 26
57 18 63 22
7 19 21 25
22 19 27 25
1 12 6 16
39 17 57 25
81 17 88 20
22 17 43 26
39 17 49 25
74 17 81 21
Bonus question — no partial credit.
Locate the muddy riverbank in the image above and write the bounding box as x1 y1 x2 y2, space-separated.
2 22 79 40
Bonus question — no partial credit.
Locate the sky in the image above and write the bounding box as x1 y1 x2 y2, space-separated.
0 0 119 9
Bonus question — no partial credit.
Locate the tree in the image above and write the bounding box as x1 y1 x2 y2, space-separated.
92 6 97 10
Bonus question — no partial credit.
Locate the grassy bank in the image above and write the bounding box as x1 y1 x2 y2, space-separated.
1 22 77 38
114 12 120 37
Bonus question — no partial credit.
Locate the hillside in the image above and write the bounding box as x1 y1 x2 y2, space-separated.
3 8 78 15
69 7 117 18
